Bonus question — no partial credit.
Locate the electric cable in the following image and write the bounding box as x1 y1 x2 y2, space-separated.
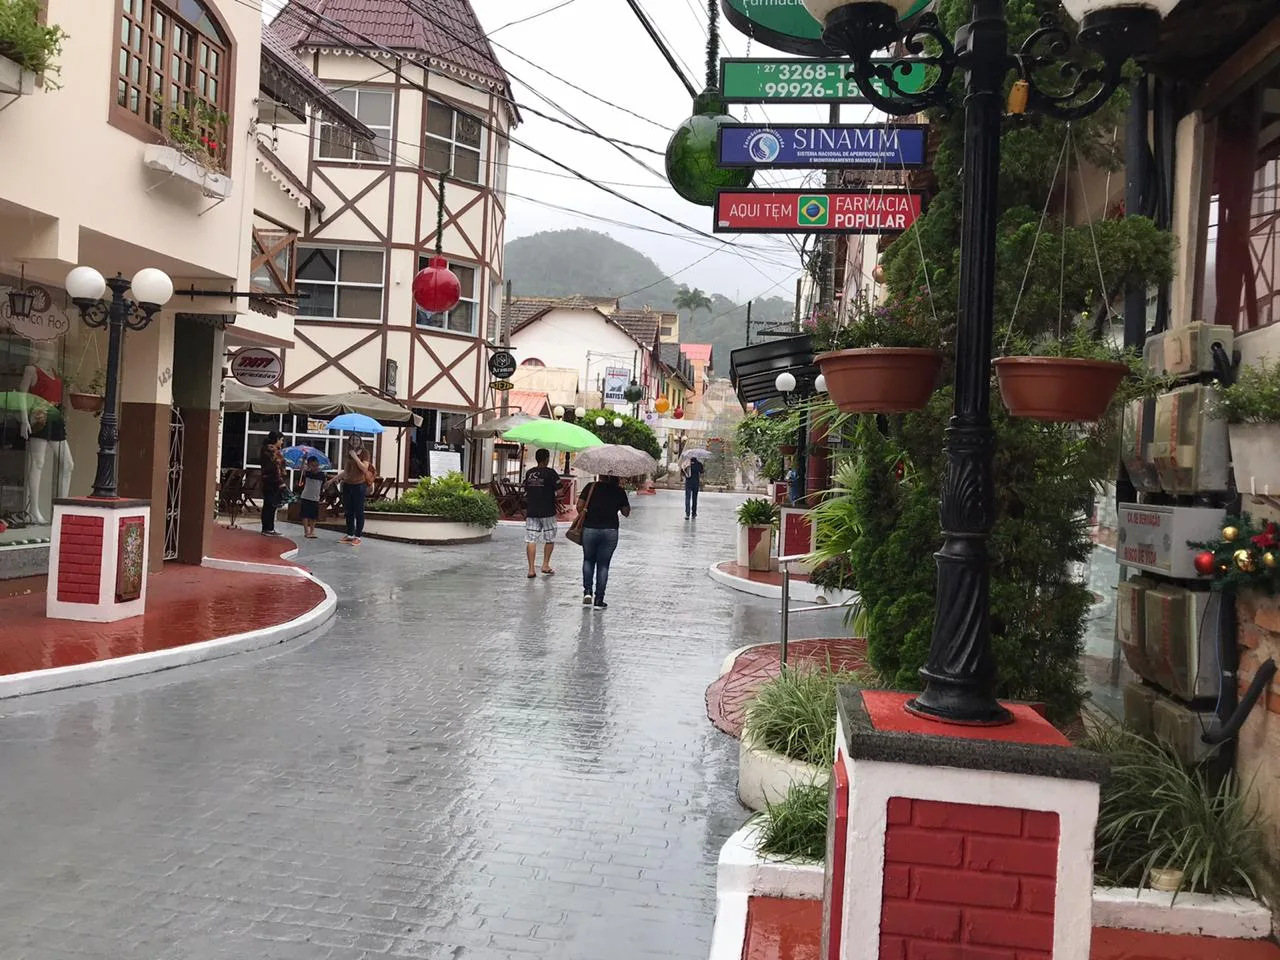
489 0 580 35
620 0 699 97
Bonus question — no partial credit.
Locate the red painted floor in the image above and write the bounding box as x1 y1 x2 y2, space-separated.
0 529 324 677
716 561 813 587
210 525 305 568
744 898 1280 960
705 639 868 739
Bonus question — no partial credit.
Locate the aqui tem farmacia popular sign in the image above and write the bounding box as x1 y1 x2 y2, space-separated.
714 190 925 234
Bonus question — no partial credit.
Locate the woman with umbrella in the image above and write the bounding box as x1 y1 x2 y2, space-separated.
326 414 382 545
570 445 653 610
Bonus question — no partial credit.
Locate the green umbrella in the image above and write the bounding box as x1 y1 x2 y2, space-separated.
501 419 604 454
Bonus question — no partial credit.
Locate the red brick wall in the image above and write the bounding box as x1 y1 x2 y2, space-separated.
879 798 1059 960
56 515 105 604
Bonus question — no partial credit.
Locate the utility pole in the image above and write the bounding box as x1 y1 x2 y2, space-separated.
821 103 840 313
792 278 802 332
500 280 512 419
745 299 753 345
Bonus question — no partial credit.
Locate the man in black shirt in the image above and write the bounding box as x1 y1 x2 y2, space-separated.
682 456 704 520
523 448 560 578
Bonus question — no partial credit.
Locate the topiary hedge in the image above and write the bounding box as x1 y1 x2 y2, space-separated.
368 472 499 528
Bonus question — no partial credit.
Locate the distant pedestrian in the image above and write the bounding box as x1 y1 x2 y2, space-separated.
338 438 372 545
258 430 285 537
297 455 325 539
576 474 631 610
787 460 803 506
682 456 704 520
523 447 560 578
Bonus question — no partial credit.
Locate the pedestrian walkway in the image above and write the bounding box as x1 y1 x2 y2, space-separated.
0 490 849 960
0 528 324 678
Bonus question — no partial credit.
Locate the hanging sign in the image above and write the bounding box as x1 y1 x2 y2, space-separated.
487 350 517 380
719 58 929 104
714 189 926 234
718 124 927 169
230 347 283 388
720 0 931 56
491 379 514 392
0 284 70 341
602 366 630 403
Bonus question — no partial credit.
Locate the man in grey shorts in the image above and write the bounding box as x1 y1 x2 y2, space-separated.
523 447 560 578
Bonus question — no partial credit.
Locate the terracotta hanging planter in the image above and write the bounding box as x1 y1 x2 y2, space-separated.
68 392 104 414
993 357 1128 422
778 444 798 456
815 348 943 414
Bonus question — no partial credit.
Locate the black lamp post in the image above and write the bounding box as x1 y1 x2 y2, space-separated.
65 266 174 500
800 0 1183 724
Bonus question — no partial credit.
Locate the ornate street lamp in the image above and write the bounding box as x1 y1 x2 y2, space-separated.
65 266 174 500
800 0 1183 724
7 263 35 319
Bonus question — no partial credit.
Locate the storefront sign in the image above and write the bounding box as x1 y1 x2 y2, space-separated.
602 366 630 403
721 0 930 56
491 379 514 391
230 347 283 388
1116 503 1225 580
719 124 927 169
488 350 517 380
714 189 926 234
0 284 71 341
719 58 929 104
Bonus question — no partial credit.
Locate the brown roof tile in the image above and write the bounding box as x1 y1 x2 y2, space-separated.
610 309 666 348
502 295 604 334
260 23 374 140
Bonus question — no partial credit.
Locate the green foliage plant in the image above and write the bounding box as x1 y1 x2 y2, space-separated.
755 783 828 862
736 497 778 528
734 412 792 482
578 409 661 460
1083 719 1263 897
808 292 948 353
1216 361 1280 424
0 0 66 86
369 471 499 528
745 664 883 767
166 101 231 173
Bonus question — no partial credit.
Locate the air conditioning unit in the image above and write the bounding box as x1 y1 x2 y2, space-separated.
1116 576 1158 678
1149 384 1230 494
1142 584 1222 701
1152 695 1219 765
1143 322 1233 378
1123 681 1158 738
1120 398 1161 493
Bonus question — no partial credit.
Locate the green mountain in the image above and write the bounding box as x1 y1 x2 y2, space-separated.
503 228 797 372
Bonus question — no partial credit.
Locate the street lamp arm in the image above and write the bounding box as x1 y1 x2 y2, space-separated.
829 12 957 115
1015 14 1125 122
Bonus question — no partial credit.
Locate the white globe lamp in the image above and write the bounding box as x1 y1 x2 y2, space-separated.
814 374 827 393
574 406 586 419
612 418 623 428
595 416 606 427
65 266 107 302
130 267 174 308
553 405 565 419
775 371 797 394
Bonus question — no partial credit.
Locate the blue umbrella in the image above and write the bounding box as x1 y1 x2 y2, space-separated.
280 444 332 469
325 412 385 435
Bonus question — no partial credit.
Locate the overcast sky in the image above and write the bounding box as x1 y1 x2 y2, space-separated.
468 0 854 302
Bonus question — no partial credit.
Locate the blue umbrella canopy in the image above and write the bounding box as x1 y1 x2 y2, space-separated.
325 412 385 435
281 445 332 469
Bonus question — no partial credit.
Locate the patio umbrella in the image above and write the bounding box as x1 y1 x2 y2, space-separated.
573 444 657 477
467 411 537 439
280 444 332 469
680 448 713 461
325 412 385 435
502 419 603 454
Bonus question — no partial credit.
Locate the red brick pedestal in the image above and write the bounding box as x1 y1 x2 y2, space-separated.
823 689 1108 960
47 498 151 623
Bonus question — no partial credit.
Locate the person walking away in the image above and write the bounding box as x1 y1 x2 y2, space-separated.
682 456 704 520
577 474 631 609
258 430 285 536
297 455 325 539
338 438 372 545
787 459 803 506
523 447 560 578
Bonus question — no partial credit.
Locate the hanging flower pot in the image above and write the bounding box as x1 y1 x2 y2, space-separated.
993 357 1128 422
69 392 104 414
778 444 798 456
815 348 943 414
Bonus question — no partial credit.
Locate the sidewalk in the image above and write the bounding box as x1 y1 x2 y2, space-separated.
0 527 327 681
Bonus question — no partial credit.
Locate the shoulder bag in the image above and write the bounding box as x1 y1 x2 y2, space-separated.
566 482 595 546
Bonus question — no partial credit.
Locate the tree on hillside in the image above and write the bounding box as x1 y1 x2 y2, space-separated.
674 285 713 319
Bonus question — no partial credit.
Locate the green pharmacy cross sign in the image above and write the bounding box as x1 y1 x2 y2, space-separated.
720 0 931 57
719 58 929 104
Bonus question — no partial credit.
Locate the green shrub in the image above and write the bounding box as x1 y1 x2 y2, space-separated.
1217 361 1280 424
0 0 66 83
736 497 778 527
1084 720 1263 897
578 409 661 460
745 665 879 767
734 413 792 482
755 783 828 861
368 472 499 528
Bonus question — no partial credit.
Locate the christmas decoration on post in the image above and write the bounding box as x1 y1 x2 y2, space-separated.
624 380 644 403
1188 515 1280 594
664 0 753 206
413 169 461 315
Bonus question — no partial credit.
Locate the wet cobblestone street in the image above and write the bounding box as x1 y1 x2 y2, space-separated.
0 491 847 960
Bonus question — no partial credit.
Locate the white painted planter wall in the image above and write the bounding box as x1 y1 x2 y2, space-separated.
738 727 829 812
1228 423 1280 496
0 55 35 95
143 144 234 199
360 514 492 544
736 524 774 571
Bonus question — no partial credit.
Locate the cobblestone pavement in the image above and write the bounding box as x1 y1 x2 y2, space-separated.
0 490 847 960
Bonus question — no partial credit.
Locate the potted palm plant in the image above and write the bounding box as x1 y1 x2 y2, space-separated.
67 369 105 414
813 294 944 414
1217 361 1280 497
994 326 1132 422
736 497 778 572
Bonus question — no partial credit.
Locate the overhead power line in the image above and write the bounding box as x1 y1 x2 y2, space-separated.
620 0 699 98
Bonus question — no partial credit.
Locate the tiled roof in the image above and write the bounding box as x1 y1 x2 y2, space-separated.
503 296 604 334
659 343 693 387
505 390 550 417
272 0 509 90
260 22 374 140
610 309 662 348
682 343 714 363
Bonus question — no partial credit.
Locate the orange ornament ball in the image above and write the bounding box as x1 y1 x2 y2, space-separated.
655 397 671 415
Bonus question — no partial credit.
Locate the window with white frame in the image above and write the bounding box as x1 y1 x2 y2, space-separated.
424 98 484 183
296 247 385 321
415 256 477 335
317 86 394 163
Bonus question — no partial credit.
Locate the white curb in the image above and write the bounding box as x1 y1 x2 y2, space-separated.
707 560 858 607
1092 887 1272 939
0 559 336 699
738 728 829 812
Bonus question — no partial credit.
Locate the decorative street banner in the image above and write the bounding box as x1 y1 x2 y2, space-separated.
721 0 930 57
714 190 926 234
719 58 930 104
718 124 928 169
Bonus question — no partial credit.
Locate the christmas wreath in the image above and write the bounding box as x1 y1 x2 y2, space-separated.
1188 514 1280 593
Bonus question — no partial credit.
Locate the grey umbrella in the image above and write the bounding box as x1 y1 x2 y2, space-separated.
467 411 538 439
573 444 658 477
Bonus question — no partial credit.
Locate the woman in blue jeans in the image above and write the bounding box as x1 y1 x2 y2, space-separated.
576 474 631 610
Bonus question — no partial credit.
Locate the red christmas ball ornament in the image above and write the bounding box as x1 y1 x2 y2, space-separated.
673 407 685 420
1194 551 1217 576
412 256 460 314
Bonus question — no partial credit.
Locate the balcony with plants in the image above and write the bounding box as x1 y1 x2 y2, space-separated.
0 0 65 97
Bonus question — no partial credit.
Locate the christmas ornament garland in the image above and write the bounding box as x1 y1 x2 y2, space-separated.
1188 514 1280 593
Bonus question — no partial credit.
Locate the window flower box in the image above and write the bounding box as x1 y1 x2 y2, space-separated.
143 144 233 200
0 53 34 95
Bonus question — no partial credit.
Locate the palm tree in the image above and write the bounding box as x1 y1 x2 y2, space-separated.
673 285 713 319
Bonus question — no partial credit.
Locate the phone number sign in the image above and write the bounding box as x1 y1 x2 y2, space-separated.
719 58 929 104
714 190 926 234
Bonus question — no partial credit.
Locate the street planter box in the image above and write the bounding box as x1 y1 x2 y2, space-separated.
330 511 491 545
143 144 233 200
738 722 828 813
0 54 35 95
737 525 774 571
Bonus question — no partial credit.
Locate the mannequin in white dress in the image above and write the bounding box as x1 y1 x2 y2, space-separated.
18 341 73 524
